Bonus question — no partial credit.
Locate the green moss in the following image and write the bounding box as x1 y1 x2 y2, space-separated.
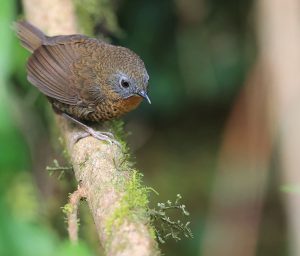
105 170 151 239
149 226 157 240
123 170 149 210
109 120 130 155
62 203 73 215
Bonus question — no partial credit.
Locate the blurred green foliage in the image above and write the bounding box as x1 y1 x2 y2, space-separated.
0 0 29 186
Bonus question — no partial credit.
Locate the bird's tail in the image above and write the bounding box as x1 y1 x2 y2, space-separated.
13 20 46 53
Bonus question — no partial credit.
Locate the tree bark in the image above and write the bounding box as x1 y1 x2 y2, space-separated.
22 0 159 255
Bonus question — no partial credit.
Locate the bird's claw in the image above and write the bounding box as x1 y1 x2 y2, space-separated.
90 130 121 147
62 113 121 148
73 129 121 148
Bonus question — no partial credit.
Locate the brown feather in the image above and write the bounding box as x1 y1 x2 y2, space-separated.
13 21 45 52
27 45 79 105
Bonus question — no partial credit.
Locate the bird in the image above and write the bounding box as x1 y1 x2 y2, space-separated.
14 20 151 144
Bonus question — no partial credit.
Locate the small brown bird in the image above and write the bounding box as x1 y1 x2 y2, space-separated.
14 21 150 144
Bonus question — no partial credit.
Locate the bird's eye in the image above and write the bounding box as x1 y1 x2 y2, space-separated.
120 79 130 88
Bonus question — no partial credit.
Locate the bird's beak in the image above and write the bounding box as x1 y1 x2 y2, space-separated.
137 90 151 104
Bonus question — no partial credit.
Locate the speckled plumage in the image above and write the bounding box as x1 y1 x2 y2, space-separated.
14 21 149 122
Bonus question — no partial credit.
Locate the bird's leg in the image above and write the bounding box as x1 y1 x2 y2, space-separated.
62 113 120 146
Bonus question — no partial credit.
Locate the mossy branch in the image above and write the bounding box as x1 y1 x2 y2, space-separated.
22 0 160 255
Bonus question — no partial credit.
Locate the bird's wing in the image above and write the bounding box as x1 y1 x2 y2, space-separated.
27 42 81 105
27 37 105 106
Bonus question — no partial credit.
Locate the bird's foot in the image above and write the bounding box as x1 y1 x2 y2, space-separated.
86 127 121 147
72 128 121 147
62 113 121 147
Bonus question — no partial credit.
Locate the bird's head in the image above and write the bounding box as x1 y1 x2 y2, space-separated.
103 45 151 104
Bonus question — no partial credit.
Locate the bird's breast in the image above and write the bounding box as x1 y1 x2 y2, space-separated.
89 95 142 121
118 95 143 112
50 95 143 122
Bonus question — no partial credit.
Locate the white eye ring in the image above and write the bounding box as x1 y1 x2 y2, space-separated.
119 78 130 88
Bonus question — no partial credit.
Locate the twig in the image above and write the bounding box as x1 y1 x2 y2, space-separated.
149 194 193 243
64 185 87 243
